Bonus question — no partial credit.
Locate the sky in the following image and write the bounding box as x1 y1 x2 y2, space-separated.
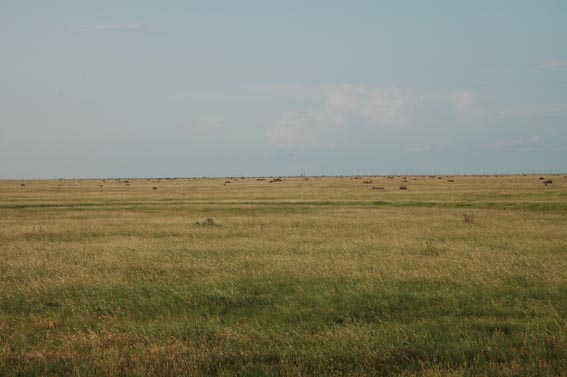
1 1 566 178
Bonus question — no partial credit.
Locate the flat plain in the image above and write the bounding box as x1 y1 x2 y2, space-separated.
1 174 567 376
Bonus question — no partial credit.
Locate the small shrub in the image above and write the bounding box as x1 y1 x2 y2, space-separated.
399 185 408 190
372 186 384 190
448 179 455 182
363 180 373 184
196 218 216 226
152 187 158 190
463 214 474 223
543 180 553 184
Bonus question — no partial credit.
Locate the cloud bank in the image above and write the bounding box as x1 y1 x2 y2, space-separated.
267 85 486 149
268 85 412 148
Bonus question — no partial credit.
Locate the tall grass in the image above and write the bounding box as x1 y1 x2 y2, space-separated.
1 175 567 375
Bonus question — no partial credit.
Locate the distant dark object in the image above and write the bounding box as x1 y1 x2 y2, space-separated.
257 178 265 181
152 187 158 190
372 186 384 190
463 214 474 223
448 179 455 182
438 177 443 179
225 181 231 184
363 180 373 184
539 177 545 180
270 178 283 183
543 180 553 184
399 185 408 190
196 217 216 226
20 183 25 187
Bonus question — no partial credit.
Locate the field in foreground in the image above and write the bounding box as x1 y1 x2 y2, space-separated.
1 174 567 376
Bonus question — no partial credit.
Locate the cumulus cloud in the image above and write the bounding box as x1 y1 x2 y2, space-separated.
451 89 483 116
266 85 492 149
268 85 412 148
67 24 145 32
325 85 411 124
542 59 567 68
268 111 320 148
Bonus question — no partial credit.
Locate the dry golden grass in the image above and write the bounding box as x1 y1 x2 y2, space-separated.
1 174 567 376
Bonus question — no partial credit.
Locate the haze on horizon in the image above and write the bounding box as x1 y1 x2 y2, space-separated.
1 1 566 179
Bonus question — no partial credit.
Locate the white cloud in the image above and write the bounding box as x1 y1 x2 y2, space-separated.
268 85 412 148
268 110 338 149
268 111 313 148
325 85 411 124
67 24 145 33
450 90 483 118
542 59 567 68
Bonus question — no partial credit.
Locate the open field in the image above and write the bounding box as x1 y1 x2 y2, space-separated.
1 174 567 376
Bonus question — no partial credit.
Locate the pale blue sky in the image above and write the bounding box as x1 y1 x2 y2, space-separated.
1 1 566 178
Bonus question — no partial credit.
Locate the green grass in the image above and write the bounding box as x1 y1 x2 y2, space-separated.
1 175 567 376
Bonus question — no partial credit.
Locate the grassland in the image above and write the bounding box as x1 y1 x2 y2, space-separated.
1 174 567 376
